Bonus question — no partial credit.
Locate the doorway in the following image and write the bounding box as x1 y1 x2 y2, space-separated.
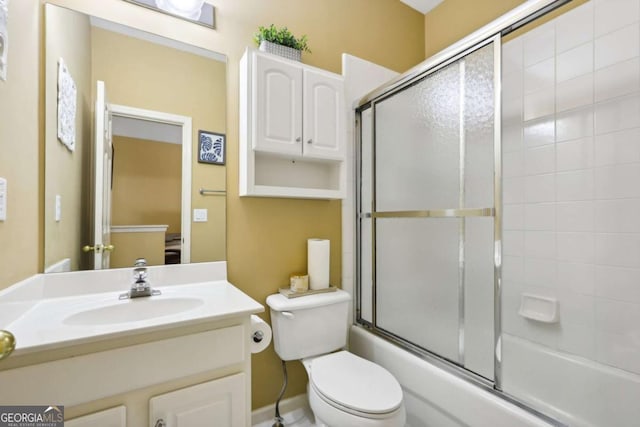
110 104 192 265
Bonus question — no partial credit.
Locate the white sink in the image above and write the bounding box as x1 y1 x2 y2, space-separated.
63 297 205 326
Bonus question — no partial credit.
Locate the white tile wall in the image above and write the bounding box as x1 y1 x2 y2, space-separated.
594 0 640 37
594 127 640 165
524 203 555 231
524 58 555 93
594 23 639 69
594 57 640 101
556 73 593 112
523 22 555 67
556 137 594 171
502 0 640 386
556 1 594 53
556 42 593 82
523 118 555 146
556 107 593 142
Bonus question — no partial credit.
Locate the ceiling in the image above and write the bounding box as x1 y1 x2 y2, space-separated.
400 0 444 14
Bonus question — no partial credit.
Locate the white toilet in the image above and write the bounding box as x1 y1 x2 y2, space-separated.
266 289 406 427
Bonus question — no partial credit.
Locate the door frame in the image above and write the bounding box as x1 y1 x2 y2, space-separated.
110 104 192 264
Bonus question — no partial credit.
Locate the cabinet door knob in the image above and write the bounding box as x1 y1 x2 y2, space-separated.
307 139 313 144
295 137 301 142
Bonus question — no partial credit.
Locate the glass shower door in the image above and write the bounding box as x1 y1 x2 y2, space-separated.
358 39 499 380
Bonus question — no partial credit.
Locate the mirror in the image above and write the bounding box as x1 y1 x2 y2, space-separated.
43 4 227 273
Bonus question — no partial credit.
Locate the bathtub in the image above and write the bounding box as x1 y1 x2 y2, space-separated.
349 326 555 427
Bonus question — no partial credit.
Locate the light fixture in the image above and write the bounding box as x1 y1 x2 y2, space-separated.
122 0 215 29
154 0 205 20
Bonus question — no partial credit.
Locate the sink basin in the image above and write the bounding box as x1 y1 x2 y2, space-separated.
63 297 204 326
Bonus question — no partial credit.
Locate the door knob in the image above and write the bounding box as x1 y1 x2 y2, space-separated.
307 139 313 144
82 244 103 253
295 137 301 142
103 244 115 252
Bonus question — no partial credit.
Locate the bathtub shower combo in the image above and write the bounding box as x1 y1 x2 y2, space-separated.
353 0 640 426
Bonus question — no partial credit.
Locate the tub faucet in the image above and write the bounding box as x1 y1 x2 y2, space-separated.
119 258 161 299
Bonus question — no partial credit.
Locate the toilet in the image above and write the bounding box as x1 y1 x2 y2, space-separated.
266 289 406 427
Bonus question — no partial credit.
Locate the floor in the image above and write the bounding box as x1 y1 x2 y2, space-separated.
253 406 316 427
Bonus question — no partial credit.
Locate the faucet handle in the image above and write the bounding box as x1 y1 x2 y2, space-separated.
134 258 147 267
133 267 147 282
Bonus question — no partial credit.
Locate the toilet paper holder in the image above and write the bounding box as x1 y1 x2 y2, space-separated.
252 330 265 343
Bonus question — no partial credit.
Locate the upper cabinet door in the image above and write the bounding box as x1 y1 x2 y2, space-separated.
303 68 345 161
254 53 303 156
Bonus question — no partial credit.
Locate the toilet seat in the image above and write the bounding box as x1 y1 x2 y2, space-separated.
308 351 403 417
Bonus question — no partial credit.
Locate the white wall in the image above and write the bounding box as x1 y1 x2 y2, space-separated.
501 0 640 425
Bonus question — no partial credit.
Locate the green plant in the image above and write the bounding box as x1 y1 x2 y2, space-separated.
253 24 311 53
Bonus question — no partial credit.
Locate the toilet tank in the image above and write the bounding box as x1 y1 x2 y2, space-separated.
266 289 351 361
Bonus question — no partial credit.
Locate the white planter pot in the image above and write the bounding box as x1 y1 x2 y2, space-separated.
259 40 302 62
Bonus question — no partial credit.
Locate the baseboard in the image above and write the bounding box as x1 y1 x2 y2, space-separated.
252 394 309 425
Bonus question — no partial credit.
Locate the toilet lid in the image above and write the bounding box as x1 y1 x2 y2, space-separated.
310 351 403 415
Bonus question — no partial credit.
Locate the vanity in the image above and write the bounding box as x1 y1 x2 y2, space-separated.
0 262 263 426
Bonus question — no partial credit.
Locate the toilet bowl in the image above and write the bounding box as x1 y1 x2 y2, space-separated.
266 289 406 427
303 351 406 427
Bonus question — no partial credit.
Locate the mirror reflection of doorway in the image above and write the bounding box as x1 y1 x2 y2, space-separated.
109 107 192 268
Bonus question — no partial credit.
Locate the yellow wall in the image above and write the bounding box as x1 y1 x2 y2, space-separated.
90 26 227 263
110 230 166 268
0 0 40 287
43 5 92 272
424 0 525 58
112 136 181 233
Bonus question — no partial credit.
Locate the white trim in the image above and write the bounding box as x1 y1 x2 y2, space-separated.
111 224 169 233
110 104 192 264
251 394 309 426
400 0 443 14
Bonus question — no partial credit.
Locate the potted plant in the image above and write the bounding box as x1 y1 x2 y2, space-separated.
253 24 311 62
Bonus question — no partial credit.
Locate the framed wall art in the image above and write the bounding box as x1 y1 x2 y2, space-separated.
198 130 225 165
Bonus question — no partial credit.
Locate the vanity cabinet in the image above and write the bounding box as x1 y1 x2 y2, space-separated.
67 406 127 427
150 374 245 426
0 322 254 427
240 48 346 199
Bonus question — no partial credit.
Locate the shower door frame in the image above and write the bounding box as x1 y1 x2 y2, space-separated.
354 0 572 420
355 34 501 388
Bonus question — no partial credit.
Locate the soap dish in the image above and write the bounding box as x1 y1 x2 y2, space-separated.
518 293 559 323
278 286 338 299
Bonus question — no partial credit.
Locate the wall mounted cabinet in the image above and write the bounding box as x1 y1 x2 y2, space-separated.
240 48 346 199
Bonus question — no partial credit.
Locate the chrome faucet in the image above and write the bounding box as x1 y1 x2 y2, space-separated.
119 258 161 299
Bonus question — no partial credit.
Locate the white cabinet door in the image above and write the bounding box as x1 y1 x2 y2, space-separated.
303 68 345 160
149 373 246 427
254 53 303 156
67 406 126 427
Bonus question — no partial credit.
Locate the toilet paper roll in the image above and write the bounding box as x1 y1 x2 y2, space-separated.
250 315 272 354
308 238 330 290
